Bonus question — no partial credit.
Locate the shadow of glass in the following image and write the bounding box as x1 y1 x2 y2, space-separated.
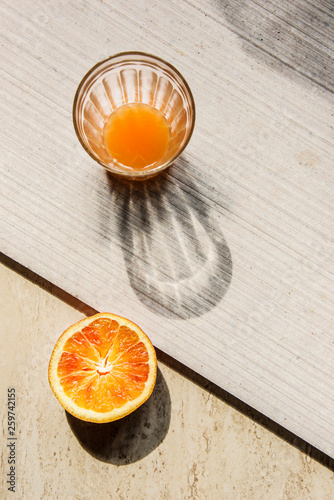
66 367 171 464
101 160 232 319
218 0 334 93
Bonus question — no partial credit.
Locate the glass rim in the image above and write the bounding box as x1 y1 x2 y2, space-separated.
72 51 196 178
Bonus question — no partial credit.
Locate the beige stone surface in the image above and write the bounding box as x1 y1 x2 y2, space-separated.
1 260 334 499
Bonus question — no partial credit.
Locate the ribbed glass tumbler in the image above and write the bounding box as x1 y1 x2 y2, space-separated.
73 52 196 179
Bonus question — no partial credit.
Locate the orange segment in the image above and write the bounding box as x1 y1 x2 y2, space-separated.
63 331 100 362
48 313 157 423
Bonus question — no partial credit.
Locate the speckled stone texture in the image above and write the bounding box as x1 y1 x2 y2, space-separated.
1 260 334 499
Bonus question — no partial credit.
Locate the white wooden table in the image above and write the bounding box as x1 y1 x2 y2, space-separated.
1 0 334 458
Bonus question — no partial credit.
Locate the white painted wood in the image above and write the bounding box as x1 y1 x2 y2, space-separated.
1 0 333 457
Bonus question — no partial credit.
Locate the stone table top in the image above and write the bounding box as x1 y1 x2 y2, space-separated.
1 260 334 498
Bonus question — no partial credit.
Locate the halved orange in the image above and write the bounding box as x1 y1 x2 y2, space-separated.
48 313 157 423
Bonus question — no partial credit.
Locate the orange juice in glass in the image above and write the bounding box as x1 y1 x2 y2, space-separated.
73 52 195 180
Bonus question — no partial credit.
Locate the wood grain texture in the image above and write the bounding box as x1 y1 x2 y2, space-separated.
1 0 334 457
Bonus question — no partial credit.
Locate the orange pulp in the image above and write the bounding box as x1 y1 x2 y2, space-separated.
103 103 170 169
57 318 150 412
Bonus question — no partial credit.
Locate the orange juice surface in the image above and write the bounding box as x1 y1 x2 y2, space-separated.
103 103 170 169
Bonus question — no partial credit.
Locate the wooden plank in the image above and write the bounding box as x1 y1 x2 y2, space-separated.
1 0 334 457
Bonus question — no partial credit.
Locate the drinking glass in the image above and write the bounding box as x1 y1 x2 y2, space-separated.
73 52 196 179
